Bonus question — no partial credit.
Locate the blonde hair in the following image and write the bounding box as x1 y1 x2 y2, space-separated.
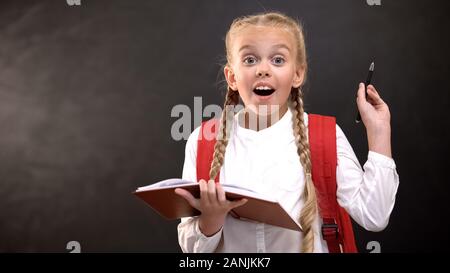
210 12 317 253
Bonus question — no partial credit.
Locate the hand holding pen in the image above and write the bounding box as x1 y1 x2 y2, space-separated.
356 62 374 123
354 61 393 158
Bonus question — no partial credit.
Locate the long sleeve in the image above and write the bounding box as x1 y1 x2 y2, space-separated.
177 126 223 253
335 124 400 232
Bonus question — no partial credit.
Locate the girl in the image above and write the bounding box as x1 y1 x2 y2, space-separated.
175 12 399 253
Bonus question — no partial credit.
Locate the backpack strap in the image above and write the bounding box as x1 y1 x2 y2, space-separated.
196 119 221 182
308 114 357 253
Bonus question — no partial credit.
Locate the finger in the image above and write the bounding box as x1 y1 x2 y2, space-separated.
199 179 210 205
356 83 366 104
366 94 376 104
216 183 226 203
367 85 379 95
367 85 381 98
174 188 200 210
229 198 248 209
367 86 384 105
207 180 218 205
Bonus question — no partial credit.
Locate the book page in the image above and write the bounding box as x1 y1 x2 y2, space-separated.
136 178 196 191
136 178 276 203
221 184 276 203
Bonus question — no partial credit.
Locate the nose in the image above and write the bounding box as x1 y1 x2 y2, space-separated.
256 62 271 78
257 71 270 77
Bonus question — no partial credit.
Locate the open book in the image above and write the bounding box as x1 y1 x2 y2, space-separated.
133 178 302 231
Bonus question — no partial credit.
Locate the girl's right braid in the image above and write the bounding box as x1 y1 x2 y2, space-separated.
209 87 239 180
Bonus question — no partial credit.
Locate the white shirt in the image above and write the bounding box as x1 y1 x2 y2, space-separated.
177 107 400 253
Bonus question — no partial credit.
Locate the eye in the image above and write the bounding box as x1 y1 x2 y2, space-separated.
272 56 285 65
243 56 258 65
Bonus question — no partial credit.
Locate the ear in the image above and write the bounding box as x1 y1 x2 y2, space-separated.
224 65 238 91
292 66 305 88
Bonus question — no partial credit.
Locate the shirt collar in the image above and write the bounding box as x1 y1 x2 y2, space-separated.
233 106 308 141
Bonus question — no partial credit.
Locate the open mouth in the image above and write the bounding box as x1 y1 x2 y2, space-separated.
253 88 275 96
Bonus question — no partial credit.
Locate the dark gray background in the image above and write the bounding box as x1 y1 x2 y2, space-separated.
0 0 449 252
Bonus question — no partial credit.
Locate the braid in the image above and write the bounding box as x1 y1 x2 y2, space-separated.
209 87 239 180
290 87 318 253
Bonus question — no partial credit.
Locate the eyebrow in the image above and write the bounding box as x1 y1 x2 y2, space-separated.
238 44 291 53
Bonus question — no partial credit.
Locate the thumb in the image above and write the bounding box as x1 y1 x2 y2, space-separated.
367 85 384 105
175 188 200 210
229 198 248 210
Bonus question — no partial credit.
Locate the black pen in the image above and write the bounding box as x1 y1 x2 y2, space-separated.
356 61 374 123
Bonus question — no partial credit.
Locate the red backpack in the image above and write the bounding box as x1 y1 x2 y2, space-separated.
196 114 358 253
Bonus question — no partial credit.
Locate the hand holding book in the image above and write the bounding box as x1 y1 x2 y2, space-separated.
134 178 302 232
174 179 248 236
